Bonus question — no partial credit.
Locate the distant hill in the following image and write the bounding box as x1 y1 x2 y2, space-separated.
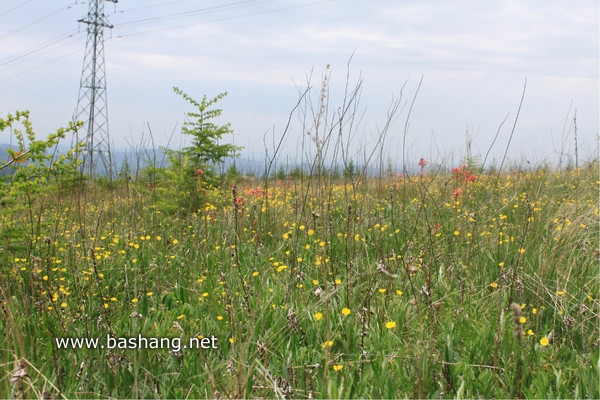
0 143 15 159
0 143 393 179
0 143 268 177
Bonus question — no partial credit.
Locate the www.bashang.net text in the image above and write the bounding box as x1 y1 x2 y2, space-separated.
55 334 218 353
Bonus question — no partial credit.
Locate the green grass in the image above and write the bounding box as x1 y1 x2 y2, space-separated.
0 164 598 399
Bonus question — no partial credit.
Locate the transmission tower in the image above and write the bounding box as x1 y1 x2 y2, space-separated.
73 0 117 177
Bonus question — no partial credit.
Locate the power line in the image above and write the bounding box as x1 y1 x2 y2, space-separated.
113 0 333 38
115 0 271 28
0 0 334 68
0 30 80 68
0 47 81 83
0 0 33 18
116 0 202 13
0 2 78 41
0 0 331 82
0 0 335 83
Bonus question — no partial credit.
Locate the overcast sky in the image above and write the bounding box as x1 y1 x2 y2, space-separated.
0 0 598 170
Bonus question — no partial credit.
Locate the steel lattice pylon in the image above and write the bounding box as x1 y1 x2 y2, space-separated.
73 0 117 177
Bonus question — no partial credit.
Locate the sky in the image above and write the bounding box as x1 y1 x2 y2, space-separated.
0 0 598 172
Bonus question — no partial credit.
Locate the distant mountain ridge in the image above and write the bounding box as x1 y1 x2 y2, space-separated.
0 143 268 176
0 143 396 178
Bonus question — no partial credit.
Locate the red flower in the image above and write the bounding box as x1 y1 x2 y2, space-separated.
247 187 264 197
451 188 463 200
464 171 477 182
452 164 466 174
418 158 428 168
452 164 477 182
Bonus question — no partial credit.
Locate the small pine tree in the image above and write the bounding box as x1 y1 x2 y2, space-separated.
162 88 242 213
173 87 241 182
226 163 240 181
344 160 356 179
119 156 131 180
276 166 287 181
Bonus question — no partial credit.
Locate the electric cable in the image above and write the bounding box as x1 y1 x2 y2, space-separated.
0 47 81 83
0 30 80 68
115 0 272 28
0 2 78 41
113 0 333 38
0 0 33 18
0 0 335 82
118 0 213 13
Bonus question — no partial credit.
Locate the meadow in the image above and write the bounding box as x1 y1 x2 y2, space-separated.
0 157 598 398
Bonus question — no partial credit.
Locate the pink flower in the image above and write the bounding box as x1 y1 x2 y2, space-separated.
464 171 477 182
451 188 463 200
418 158 428 168
247 187 264 197
452 164 466 174
451 164 477 182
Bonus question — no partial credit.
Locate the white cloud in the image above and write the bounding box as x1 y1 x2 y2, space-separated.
0 0 597 164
